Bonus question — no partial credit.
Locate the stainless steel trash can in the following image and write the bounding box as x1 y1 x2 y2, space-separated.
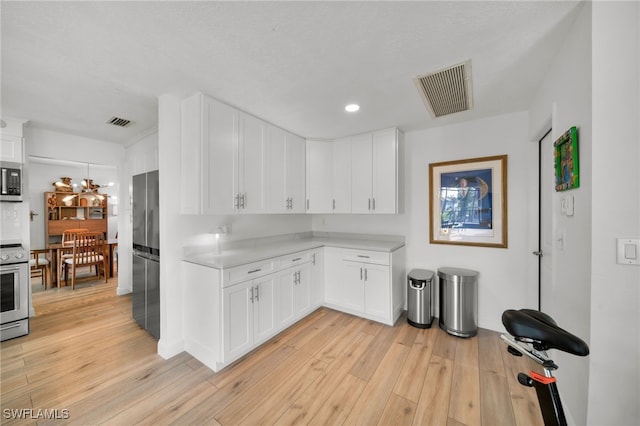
438 267 478 337
407 269 435 328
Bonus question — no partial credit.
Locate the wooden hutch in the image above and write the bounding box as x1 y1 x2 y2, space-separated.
45 191 108 244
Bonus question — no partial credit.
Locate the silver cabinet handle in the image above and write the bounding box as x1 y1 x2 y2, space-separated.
364 268 368 281
333 199 336 210
242 193 246 209
234 194 240 210
357 255 370 258
360 267 363 280
292 257 302 262
372 198 375 211
248 268 262 274
306 199 309 210
312 253 316 265
254 285 260 302
368 198 371 210
250 286 254 303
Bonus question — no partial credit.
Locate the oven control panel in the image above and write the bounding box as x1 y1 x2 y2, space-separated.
0 245 28 265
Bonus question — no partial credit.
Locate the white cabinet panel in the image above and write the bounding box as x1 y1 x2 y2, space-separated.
332 138 352 213
224 280 253 360
287 134 306 213
0 135 23 163
238 112 268 213
253 277 277 344
310 249 324 309
269 128 306 213
350 133 373 214
341 260 366 311
323 246 344 306
363 263 390 319
305 140 333 213
372 128 399 214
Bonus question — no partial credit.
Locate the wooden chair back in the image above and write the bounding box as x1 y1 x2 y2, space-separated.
61 228 90 246
64 231 108 289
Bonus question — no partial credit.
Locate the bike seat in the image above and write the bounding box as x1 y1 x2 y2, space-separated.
502 309 589 356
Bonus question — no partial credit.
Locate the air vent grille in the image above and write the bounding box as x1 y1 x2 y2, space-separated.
414 61 473 118
106 116 134 127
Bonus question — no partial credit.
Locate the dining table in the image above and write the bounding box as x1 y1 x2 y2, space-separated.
43 238 118 288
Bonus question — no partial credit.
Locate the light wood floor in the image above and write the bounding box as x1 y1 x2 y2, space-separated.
1 277 544 425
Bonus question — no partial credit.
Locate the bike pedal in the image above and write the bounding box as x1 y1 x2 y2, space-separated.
507 345 523 357
517 373 534 387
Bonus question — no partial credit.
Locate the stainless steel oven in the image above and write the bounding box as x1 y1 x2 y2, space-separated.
0 244 29 341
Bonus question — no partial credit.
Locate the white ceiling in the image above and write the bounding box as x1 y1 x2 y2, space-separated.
1 1 583 146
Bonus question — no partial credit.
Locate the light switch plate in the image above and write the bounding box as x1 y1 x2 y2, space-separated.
617 238 640 265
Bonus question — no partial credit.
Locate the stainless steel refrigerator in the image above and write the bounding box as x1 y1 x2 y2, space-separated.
132 170 160 339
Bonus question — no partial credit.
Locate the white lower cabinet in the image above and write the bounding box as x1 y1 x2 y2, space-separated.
276 263 311 329
324 247 405 326
223 276 277 362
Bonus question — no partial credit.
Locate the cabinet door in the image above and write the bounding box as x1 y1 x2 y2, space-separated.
371 128 398 214
332 138 352 213
0 135 23 163
294 264 311 316
277 269 296 328
306 140 333 213
286 134 306 213
309 250 324 309
253 277 277 344
238 112 268 213
224 280 253 360
350 133 373 213
324 247 343 306
203 96 238 214
340 260 365 312
268 126 288 213
363 263 390 320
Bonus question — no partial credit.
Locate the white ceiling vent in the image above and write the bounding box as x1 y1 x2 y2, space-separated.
106 116 134 127
413 60 473 118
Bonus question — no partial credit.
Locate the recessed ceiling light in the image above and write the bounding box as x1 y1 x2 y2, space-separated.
345 104 360 112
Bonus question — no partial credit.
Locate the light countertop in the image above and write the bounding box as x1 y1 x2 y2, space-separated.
183 233 405 270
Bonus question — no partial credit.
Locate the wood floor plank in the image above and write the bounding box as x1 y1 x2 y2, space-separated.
344 342 411 425
1 276 544 425
448 361 481 425
413 355 454 426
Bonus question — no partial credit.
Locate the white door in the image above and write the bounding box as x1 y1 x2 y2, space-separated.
306 140 333 213
268 126 287 213
286 134 306 213
340 260 365 312
238 112 267 213
277 269 296 327
203 96 237 214
363 263 390 319
224 280 253 360
332 138 352 213
540 130 554 313
350 134 373 213
294 264 311 316
253 277 277 344
371 128 397 214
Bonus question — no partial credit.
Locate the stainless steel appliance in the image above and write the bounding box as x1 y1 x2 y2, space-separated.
132 170 160 339
0 244 29 341
407 269 435 329
1 162 23 202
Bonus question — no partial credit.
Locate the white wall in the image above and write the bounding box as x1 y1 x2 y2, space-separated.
528 3 592 424
589 2 640 425
313 111 533 332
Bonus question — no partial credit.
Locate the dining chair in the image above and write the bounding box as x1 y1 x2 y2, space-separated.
58 228 89 284
64 231 108 289
30 250 51 289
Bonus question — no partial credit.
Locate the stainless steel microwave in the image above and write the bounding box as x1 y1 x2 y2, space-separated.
0 162 23 202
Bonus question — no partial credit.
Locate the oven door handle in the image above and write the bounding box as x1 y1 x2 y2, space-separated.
0 322 22 331
0 265 23 273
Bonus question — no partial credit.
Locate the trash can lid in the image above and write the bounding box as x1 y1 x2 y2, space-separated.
408 269 434 281
437 267 478 282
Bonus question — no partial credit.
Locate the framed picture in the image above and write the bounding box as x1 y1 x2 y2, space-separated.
554 126 579 191
429 155 508 248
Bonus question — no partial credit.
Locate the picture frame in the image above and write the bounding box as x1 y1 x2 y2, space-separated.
429 155 508 248
554 126 579 191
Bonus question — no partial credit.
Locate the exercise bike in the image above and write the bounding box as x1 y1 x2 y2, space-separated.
501 309 589 426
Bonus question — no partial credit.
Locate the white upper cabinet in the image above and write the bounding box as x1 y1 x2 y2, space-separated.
269 127 305 213
237 112 268 214
181 93 237 215
332 137 352 213
351 128 402 214
305 140 333 213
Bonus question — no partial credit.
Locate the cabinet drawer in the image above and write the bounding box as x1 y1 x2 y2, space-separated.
225 260 275 286
341 249 389 265
277 251 311 270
